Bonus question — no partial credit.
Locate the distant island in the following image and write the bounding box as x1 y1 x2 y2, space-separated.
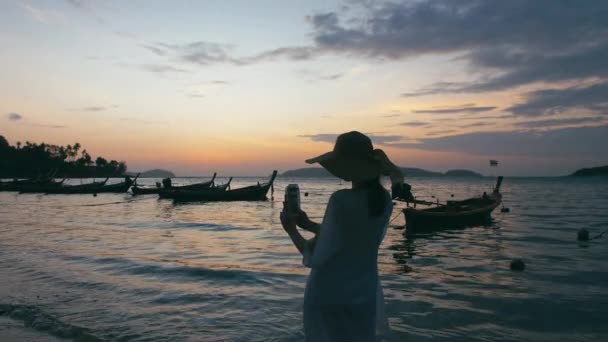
444 169 484 177
570 166 608 177
281 167 483 178
128 169 176 178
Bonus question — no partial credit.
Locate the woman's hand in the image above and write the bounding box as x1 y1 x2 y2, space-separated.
280 204 298 233
295 209 312 228
280 208 308 254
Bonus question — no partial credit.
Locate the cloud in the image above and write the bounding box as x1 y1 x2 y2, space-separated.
306 1 608 95
392 125 608 158
401 82 469 97
140 64 187 74
136 0 608 98
309 2 608 57
513 117 605 129
66 105 119 112
400 121 430 127
29 123 66 129
459 121 492 129
426 129 457 136
140 44 167 56
210 80 229 85
412 105 497 114
299 133 405 146
83 106 106 112
7 112 23 121
319 74 343 81
120 118 167 125
506 82 608 116
6 112 65 128
142 41 236 65
141 39 319 67
64 0 84 8
20 3 64 24
185 93 205 98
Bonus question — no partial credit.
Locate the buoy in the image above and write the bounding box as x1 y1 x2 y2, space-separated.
501 207 510 213
577 228 589 242
510 259 525 271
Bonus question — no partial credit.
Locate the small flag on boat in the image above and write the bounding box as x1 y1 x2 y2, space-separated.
490 160 499 167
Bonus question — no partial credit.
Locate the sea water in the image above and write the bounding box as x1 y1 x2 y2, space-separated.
1 176 607 341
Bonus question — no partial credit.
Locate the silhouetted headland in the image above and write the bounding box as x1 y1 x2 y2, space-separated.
281 167 483 178
444 169 483 177
570 166 608 177
0 135 127 178
127 169 175 178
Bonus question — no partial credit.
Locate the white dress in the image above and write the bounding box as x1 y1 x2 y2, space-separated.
301 189 392 342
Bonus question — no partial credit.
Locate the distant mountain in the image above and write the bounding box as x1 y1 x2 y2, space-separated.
129 169 176 178
570 166 608 177
281 168 332 177
281 167 481 178
401 167 443 177
445 169 483 177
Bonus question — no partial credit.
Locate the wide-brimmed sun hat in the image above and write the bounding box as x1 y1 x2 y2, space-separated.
306 131 384 182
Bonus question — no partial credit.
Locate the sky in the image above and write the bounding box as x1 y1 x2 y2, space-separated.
1 0 607 176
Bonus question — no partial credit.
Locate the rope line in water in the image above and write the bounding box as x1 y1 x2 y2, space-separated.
389 206 406 225
74 196 151 207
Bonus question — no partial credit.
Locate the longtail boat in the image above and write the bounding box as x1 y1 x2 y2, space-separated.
131 173 219 195
0 179 32 192
1 171 60 192
159 171 276 202
42 178 110 194
14 179 66 193
402 176 503 231
214 177 233 191
41 175 137 194
172 173 217 191
81 175 138 194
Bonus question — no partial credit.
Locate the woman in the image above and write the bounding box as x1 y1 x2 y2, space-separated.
280 131 404 342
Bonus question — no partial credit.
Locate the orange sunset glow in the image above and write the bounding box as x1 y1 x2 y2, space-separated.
2 1 607 176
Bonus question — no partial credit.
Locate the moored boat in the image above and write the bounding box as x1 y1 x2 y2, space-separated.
84 176 137 194
43 178 110 194
403 176 504 231
171 173 217 191
159 171 276 202
214 177 233 191
131 173 219 195
14 179 66 193
1 172 61 192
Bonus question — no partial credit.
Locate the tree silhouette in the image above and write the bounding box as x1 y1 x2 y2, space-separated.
0 135 128 178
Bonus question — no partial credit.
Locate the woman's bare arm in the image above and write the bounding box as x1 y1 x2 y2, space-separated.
281 211 308 254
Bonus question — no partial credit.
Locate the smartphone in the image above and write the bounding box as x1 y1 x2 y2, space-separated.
284 184 300 213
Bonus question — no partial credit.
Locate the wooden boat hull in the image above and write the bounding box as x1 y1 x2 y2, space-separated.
19 179 108 194
44 181 131 194
16 180 66 193
131 186 162 195
81 182 132 194
403 177 503 232
131 174 221 195
1 179 60 192
160 173 276 202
